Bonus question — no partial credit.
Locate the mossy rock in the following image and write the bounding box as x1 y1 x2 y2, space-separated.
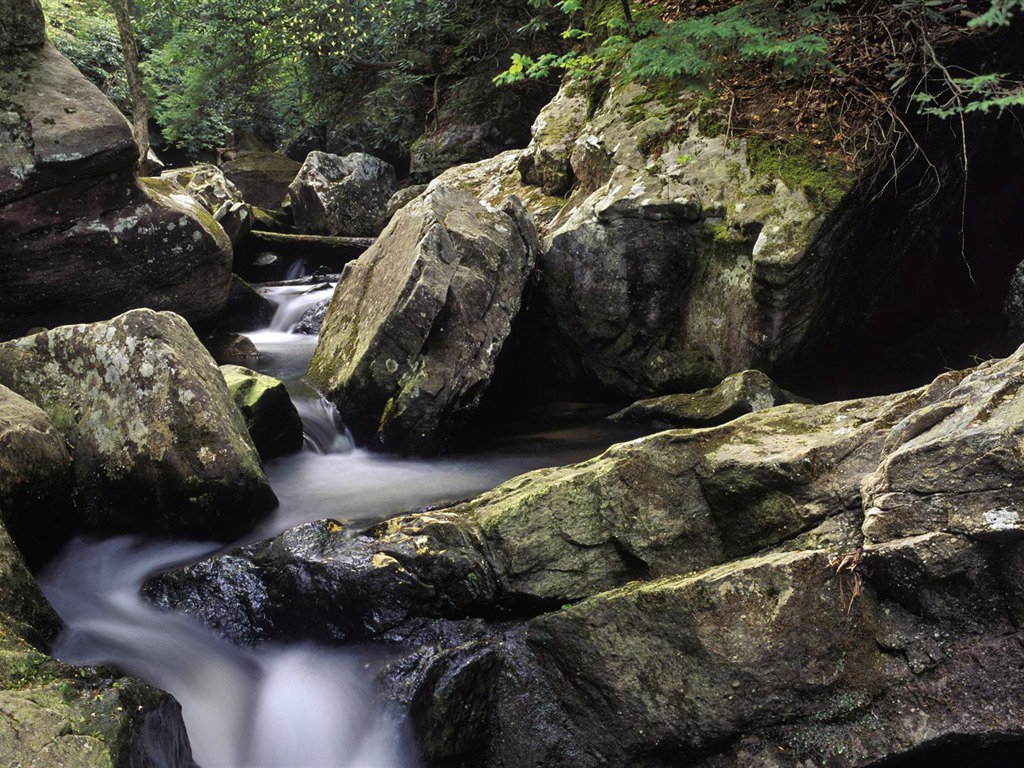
221 365 304 460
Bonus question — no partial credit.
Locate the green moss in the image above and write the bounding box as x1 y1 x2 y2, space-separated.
745 136 853 213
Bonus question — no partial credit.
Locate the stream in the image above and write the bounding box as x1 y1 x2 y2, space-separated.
37 282 648 768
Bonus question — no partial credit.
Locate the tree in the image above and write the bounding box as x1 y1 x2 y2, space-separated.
106 0 150 167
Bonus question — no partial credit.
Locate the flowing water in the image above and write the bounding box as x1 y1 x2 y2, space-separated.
37 283 647 767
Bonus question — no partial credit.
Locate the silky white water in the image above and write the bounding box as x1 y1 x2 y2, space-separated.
37 283 646 767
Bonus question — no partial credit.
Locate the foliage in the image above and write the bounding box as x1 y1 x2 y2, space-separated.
495 1 841 87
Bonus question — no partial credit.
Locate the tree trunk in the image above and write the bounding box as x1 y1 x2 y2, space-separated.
620 0 633 27
107 0 150 169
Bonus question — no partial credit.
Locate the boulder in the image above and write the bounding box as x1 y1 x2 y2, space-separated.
512 78 989 399
0 310 277 538
224 275 276 333
288 151 397 237
0 44 233 341
0 384 73 566
306 185 540 454
160 164 252 245
220 151 301 210
146 348 1024 765
535 87 839 397
0 519 197 768
0 0 44 53
221 365 304 460
610 369 810 428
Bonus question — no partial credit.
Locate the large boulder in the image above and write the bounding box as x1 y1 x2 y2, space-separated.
0 43 233 341
0 384 73 566
0 519 197 768
306 185 540 454
147 347 1024 765
510 77 991 399
160 164 252 245
220 151 301 210
288 151 397 237
0 310 277 538
0 0 44 53
221 365 304 460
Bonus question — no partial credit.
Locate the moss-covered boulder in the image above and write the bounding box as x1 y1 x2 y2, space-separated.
221 365 304 460
307 185 540 454
610 369 810 428
0 384 73 566
0 520 196 768
0 43 233 341
220 151 301 210
0 310 277 538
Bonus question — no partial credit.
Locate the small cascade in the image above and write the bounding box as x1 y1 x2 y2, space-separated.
265 283 334 333
296 396 354 454
284 258 310 281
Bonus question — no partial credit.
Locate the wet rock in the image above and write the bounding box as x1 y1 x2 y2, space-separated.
293 298 329 335
0 384 73 566
610 369 811 428
0 0 44 53
0 310 276 538
0 44 232 341
0 520 197 768
307 185 540 454
160 164 252 245
145 516 499 645
220 151 301 210
221 365 304 460
288 151 397 237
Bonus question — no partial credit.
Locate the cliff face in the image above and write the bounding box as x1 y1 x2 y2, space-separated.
0 1 233 341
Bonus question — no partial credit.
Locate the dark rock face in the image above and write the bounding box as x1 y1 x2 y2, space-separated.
288 151 398 237
307 185 540 454
0 44 233 341
610 369 811 428
0 384 73 566
220 151 301 210
224 275 277 333
0 310 276 539
147 347 1024 766
0 0 44 53
221 365 304 460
